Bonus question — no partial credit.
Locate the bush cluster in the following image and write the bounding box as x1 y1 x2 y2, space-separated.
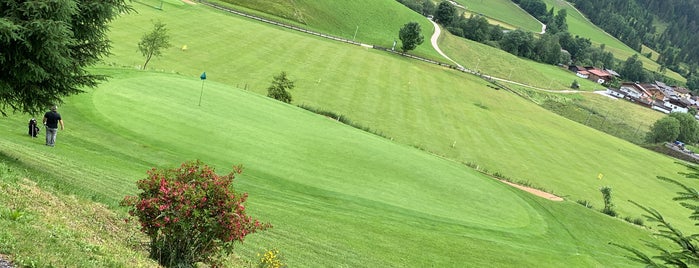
121 160 271 267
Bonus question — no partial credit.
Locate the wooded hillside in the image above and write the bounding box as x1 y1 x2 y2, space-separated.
569 0 699 80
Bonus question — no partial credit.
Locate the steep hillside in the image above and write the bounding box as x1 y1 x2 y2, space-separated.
443 0 686 82
102 1 699 230
570 0 699 80
454 0 543 32
2 1 696 266
542 0 686 82
0 70 656 267
211 0 440 59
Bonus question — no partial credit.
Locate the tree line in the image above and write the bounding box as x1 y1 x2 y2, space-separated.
434 1 613 68
394 1 682 86
568 0 699 86
403 2 615 79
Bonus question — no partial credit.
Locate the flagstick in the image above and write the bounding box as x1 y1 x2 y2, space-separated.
198 79 205 106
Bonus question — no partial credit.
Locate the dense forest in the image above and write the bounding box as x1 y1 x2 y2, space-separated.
568 0 699 79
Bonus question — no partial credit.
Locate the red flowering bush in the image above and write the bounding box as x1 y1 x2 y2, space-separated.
121 160 271 267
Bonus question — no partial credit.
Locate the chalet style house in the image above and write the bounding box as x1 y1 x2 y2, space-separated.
569 66 618 84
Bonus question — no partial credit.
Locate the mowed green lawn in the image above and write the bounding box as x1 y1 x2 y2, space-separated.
454 0 543 33
101 2 699 230
207 0 441 60
0 70 657 267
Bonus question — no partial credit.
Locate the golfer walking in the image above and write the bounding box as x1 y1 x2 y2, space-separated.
42 105 64 147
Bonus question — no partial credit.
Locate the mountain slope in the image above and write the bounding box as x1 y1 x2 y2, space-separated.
103 2 698 227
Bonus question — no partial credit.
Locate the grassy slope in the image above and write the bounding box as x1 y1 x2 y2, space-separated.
211 0 440 60
0 70 654 267
0 1 692 266
455 0 543 33
438 30 602 91
446 0 684 82
0 172 158 267
543 0 686 83
579 93 665 133
101 2 699 230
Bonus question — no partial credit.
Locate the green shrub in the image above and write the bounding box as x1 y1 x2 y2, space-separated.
121 160 271 267
576 200 593 209
600 186 618 217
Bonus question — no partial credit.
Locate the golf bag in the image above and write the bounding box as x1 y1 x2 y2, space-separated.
28 118 40 138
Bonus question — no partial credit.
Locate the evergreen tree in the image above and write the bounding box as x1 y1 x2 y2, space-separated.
614 168 699 268
687 75 699 93
267 72 294 103
0 0 132 115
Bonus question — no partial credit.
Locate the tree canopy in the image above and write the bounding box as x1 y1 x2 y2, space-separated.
620 54 646 82
570 0 699 77
434 1 457 26
139 21 172 70
398 22 424 52
0 0 131 115
646 116 681 143
669 112 699 143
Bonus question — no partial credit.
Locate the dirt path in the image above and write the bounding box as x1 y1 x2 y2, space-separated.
182 0 196 5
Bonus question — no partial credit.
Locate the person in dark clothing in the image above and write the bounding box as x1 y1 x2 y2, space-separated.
42 105 64 147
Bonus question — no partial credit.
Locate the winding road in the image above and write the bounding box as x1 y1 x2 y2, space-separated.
427 19 597 94
428 18 464 70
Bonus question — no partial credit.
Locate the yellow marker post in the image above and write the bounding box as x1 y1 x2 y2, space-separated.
598 173 604 180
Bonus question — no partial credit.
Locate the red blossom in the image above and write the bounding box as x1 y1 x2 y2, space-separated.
120 160 270 266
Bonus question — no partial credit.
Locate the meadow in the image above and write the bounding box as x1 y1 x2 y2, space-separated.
207 0 441 60
0 0 695 266
454 0 543 33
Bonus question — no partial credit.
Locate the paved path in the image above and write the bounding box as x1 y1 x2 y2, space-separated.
427 19 600 94
428 19 464 70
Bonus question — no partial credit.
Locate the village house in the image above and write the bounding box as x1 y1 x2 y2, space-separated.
619 82 652 102
617 85 642 99
568 66 589 79
568 66 616 84
587 68 613 84
638 83 666 101
663 98 690 113
673 86 692 99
